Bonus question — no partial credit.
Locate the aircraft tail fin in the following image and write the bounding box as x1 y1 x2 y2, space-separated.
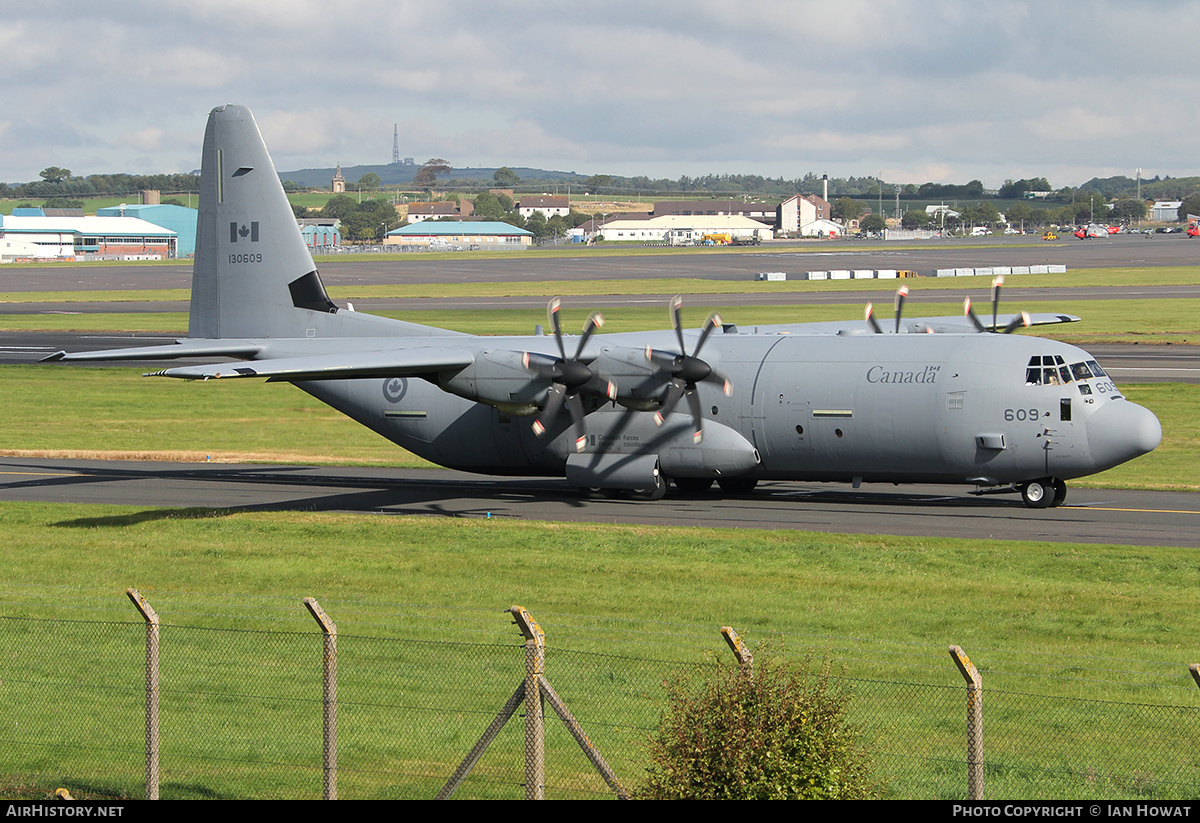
190 104 425 340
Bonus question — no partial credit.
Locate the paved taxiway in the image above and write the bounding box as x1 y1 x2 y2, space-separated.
2 457 1197 548
1 233 1196 293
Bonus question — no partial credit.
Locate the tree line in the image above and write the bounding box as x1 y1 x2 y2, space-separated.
297 190 593 242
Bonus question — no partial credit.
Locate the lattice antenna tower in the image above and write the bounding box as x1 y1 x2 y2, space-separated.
392 124 400 165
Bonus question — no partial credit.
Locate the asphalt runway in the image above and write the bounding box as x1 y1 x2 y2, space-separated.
6 281 1200 317
2 457 1197 548
1 233 1197 294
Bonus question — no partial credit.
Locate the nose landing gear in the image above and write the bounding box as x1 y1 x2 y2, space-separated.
1019 477 1067 508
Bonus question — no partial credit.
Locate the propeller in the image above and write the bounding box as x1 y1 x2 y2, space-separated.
644 295 732 443
864 302 883 334
524 298 616 452
894 285 908 334
963 276 1032 334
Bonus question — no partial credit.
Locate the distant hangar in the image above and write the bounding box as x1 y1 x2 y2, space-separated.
0 207 182 261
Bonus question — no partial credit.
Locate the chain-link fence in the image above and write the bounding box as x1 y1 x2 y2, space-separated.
2 593 1199 800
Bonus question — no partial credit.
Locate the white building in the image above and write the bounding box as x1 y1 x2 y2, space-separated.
777 194 833 236
595 214 773 243
518 195 570 219
0 213 177 259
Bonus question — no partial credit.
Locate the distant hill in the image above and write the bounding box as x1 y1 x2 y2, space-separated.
277 163 589 190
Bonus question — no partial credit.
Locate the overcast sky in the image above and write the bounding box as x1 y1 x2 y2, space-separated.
4 0 1197 190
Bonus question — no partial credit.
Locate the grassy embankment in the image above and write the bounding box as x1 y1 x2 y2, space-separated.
2 502 1199 798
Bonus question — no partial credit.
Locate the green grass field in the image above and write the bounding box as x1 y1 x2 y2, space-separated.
4 296 1199 347
3 504 1200 798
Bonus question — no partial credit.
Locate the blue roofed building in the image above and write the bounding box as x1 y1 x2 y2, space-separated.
96 204 198 257
385 220 533 249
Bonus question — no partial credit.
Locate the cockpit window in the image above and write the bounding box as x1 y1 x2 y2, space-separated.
1027 354 1094 386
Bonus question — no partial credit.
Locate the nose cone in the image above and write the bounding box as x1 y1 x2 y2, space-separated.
1087 399 1162 472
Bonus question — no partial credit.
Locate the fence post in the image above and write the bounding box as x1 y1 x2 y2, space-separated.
1190 664 1200 689
438 606 627 799
304 597 338 800
721 626 753 674
949 645 983 800
126 588 159 801
511 606 546 800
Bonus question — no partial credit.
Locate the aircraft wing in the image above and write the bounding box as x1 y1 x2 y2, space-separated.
745 312 1080 335
42 339 265 362
147 347 477 381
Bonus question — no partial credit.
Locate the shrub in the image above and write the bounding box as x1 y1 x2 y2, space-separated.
635 655 876 799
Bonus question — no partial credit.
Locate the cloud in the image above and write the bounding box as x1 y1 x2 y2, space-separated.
1 0 1198 186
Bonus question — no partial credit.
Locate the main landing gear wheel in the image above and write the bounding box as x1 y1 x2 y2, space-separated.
1019 478 1057 509
1051 478 1067 507
628 473 668 501
717 477 758 495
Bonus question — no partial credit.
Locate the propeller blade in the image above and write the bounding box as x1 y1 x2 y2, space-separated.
708 369 734 397
865 302 883 334
654 379 687 426
565 393 587 452
584 370 618 401
1001 311 1032 334
523 350 560 379
645 346 677 370
692 311 722 356
991 275 1004 332
894 286 909 334
669 295 686 353
963 297 987 333
573 310 604 360
685 387 705 443
547 297 567 360
532 383 566 437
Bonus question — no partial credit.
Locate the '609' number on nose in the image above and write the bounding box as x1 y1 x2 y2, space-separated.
1004 407 1040 421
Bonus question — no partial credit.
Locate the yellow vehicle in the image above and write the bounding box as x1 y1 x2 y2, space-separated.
701 233 732 245
897 270 919 278
1042 231 1057 241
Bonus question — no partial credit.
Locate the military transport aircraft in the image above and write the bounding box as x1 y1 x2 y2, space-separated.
45 105 1162 508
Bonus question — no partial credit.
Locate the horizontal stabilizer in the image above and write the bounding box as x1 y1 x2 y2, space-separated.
148 347 477 381
41 340 265 362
